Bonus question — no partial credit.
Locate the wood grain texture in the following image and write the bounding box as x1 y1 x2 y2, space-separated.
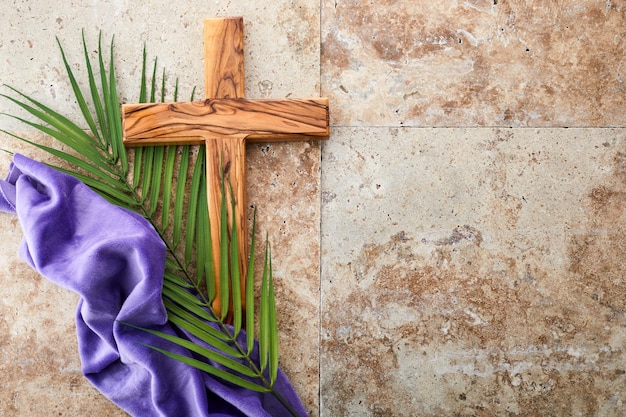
204 17 246 317
122 98 330 146
204 17 245 99
121 17 329 321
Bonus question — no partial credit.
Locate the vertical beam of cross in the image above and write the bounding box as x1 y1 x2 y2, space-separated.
204 18 248 317
122 17 329 320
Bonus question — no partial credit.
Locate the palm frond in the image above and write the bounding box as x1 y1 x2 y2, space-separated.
1 32 300 416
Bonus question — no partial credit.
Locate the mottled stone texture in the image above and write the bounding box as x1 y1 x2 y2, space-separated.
0 140 130 416
247 141 322 415
319 1 626 415
321 128 626 416
0 1 321 416
322 0 626 126
2 0 626 416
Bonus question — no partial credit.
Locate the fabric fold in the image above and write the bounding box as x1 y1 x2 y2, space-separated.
0 154 307 417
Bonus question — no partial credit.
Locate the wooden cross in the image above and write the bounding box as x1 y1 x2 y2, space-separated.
121 17 329 318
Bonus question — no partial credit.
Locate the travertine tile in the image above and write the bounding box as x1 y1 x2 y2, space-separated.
0 1 321 416
1 1 321 129
246 140 322 416
321 127 626 416
0 137 130 416
322 1 626 127
4 1 626 416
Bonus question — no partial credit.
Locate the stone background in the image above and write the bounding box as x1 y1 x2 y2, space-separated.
1 1 625 416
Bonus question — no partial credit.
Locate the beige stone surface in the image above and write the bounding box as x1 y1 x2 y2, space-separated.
322 0 626 127
0 1 321 416
0 138 131 416
321 127 626 416
246 141 322 415
2 0 626 416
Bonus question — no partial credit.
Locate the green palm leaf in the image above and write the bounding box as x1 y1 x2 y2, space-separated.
57 35 102 147
1 32 300 417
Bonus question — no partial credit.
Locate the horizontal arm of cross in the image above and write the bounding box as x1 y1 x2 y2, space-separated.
122 97 329 146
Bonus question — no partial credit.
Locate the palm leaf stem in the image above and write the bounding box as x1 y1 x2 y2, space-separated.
0 32 302 417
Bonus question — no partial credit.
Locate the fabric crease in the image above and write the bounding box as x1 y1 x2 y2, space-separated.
0 154 306 417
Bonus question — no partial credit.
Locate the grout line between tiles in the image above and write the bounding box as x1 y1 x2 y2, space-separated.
317 2 323 416
329 125 626 129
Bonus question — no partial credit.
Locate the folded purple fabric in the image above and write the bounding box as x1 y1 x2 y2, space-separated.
0 154 307 417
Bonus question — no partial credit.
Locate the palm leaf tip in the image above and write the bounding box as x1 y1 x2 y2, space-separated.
2 30 297 416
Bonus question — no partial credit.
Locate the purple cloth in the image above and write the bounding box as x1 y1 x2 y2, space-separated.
0 154 306 417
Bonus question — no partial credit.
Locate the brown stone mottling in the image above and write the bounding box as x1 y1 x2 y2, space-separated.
0 138 130 416
1 1 323 414
567 150 626 320
246 141 321 416
322 127 626 416
0 123 321 416
3 1 626 416
322 0 626 126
